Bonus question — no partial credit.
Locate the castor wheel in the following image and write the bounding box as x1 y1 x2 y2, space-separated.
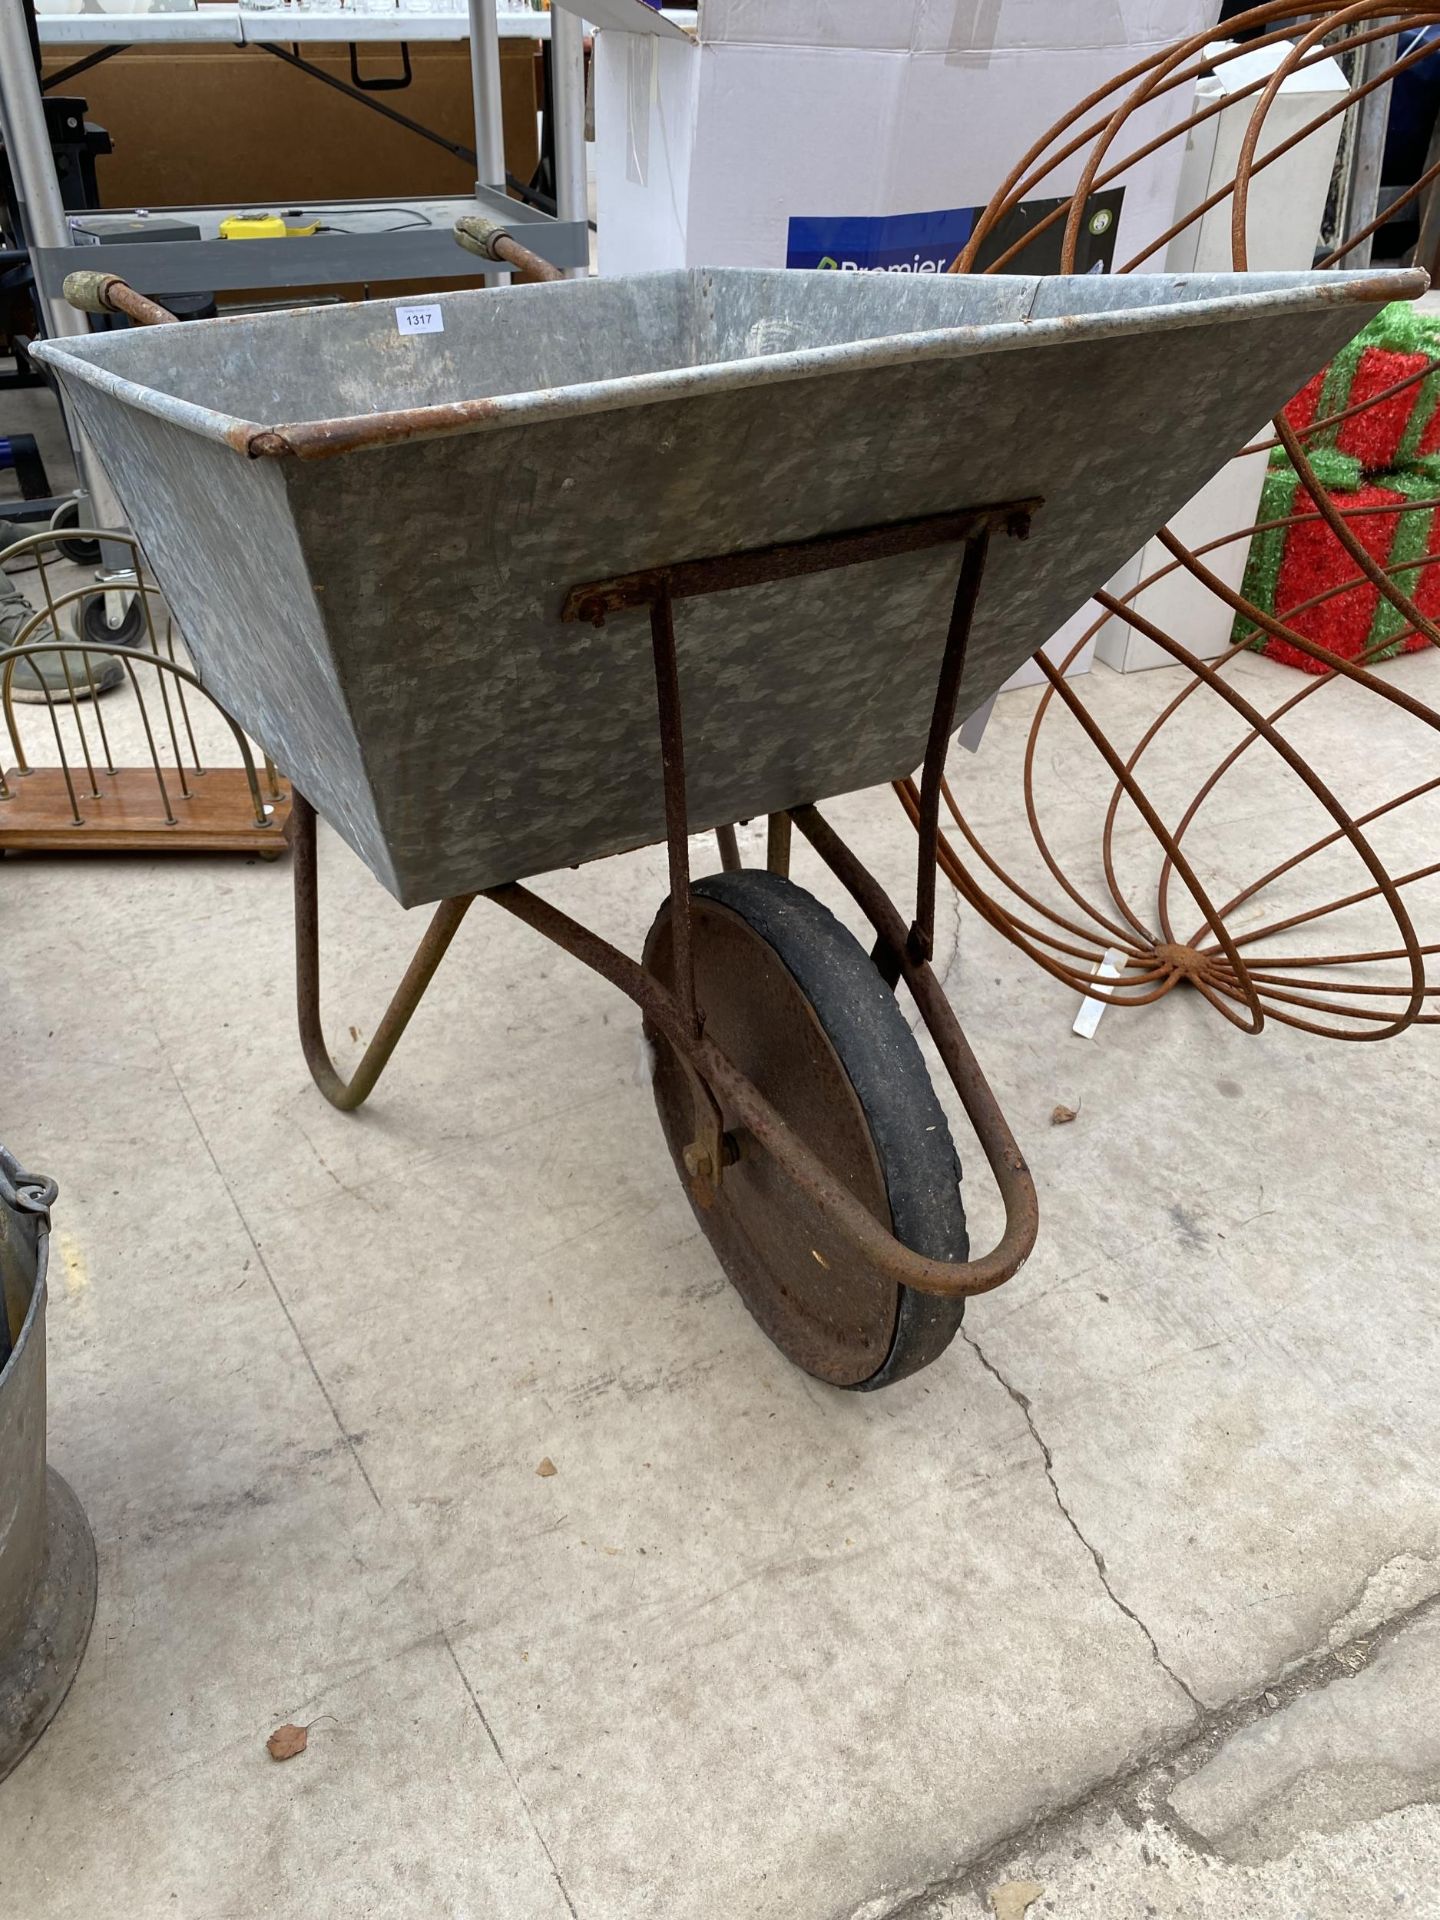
48 498 100 568
643 870 968 1390
80 591 146 651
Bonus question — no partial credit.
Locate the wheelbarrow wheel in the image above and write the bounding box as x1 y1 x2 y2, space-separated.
643 870 968 1391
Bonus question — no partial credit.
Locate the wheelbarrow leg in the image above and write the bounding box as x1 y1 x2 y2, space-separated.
912 526 991 965
648 582 703 1042
714 823 742 872
873 525 994 990
766 813 792 878
291 793 475 1112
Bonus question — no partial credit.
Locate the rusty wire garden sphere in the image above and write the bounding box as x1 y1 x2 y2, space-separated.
921 1 1440 1039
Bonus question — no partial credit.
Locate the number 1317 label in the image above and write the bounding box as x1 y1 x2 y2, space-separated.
396 303 444 336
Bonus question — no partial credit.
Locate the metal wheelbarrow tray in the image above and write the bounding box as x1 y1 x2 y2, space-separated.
33 263 1420 1390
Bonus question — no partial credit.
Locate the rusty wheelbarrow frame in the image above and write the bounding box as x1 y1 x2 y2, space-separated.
290 499 1042 1304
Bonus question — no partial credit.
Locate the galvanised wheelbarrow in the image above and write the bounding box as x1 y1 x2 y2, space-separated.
33 250 1421 1389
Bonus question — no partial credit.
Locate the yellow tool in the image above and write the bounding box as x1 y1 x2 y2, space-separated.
219 212 320 240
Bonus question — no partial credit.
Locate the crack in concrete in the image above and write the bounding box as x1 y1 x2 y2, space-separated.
962 1327 1205 1716
935 880 967 1002
443 1630 582 1920
160 1056 383 1511
901 871 965 1039
845 1536 1440 1920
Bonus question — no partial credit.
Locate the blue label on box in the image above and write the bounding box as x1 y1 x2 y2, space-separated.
786 190 1125 276
787 207 978 275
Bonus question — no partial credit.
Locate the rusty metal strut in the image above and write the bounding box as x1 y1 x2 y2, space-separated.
292 794 475 1112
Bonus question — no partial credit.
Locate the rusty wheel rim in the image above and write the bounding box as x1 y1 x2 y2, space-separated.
645 890 927 1387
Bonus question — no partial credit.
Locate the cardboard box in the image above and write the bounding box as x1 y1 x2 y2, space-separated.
1093 449 1269 675
579 0 1221 278
571 0 1221 694
998 571 1137 692
1096 38 1350 672
1164 39 1350 277
42 38 541 212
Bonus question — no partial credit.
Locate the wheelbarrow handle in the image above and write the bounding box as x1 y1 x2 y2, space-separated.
453 215 563 285
62 270 176 329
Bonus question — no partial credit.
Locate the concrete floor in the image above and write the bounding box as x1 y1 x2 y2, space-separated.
2 601 1439 1917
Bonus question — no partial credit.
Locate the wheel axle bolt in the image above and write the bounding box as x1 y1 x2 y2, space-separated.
682 1143 714 1183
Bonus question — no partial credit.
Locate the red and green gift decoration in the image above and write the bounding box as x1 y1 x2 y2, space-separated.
1364 462 1440 663
1235 302 1440 673
1234 449 1440 675
1283 300 1440 472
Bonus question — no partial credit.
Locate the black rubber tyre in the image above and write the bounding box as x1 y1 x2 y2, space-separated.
81 592 146 651
49 500 101 568
643 870 968 1390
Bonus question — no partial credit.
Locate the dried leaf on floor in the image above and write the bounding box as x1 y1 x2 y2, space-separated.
535 1457 557 1478
1050 1103 1080 1126
266 1723 308 1762
989 1882 1045 1920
